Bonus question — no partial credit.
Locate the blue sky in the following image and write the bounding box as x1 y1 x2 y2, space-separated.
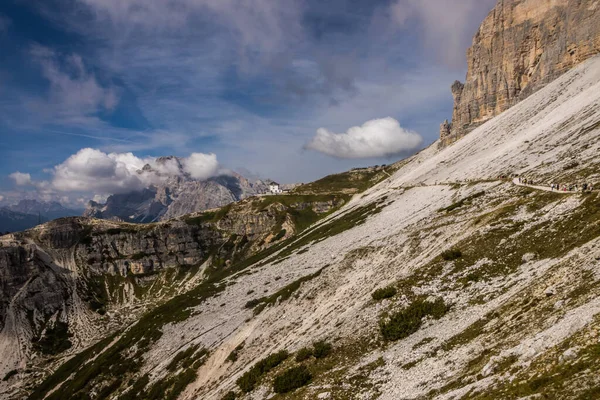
0 0 496 207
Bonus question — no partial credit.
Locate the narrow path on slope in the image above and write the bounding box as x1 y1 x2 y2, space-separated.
512 178 577 194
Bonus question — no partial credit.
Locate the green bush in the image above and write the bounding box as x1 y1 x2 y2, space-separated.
270 229 287 243
226 342 245 363
33 321 72 355
380 298 449 341
441 248 462 261
312 341 332 359
372 285 397 301
221 391 236 400
3 370 17 381
236 350 289 393
295 347 313 362
273 365 312 394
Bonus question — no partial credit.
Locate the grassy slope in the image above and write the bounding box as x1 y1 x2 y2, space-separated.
25 170 389 399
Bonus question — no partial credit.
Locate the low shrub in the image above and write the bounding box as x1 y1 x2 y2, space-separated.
270 229 287 243
221 391 236 400
2 370 17 381
372 285 397 301
441 249 462 261
295 347 313 362
236 350 289 393
380 297 449 341
33 321 72 355
273 365 312 394
312 341 332 359
226 342 245 363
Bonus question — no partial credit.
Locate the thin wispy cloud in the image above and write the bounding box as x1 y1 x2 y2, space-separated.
27 44 119 122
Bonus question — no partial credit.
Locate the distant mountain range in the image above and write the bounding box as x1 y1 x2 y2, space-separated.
84 156 270 223
0 200 81 233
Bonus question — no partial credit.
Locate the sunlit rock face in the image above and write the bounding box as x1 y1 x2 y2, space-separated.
442 0 600 146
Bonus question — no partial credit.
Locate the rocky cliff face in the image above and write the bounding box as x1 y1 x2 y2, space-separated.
0 193 346 391
441 0 600 145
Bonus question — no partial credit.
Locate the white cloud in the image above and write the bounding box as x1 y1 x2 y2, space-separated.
306 117 423 159
20 148 222 195
51 148 149 193
9 172 33 186
182 153 219 180
0 195 4 202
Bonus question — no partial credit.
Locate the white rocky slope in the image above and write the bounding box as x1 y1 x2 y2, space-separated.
17 56 600 399
172 55 600 399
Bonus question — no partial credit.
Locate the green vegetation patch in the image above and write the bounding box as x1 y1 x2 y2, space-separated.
441 248 463 261
442 315 492 352
247 269 324 315
184 203 233 226
3 370 18 381
372 285 398 301
33 321 72 355
221 391 236 400
167 345 208 372
466 341 600 399
273 365 312 394
312 341 333 359
295 347 314 362
236 350 289 393
226 342 245 363
292 166 391 195
379 297 449 341
439 191 485 213
273 198 387 262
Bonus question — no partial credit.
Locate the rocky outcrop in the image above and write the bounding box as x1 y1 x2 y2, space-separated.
441 0 600 145
0 193 346 382
84 167 269 223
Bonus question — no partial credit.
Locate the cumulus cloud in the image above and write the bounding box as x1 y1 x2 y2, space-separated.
9 172 33 186
306 117 422 159
42 148 221 195
389 0 496 67
182 153 219 180
0 195 4 202
51 148 149 193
